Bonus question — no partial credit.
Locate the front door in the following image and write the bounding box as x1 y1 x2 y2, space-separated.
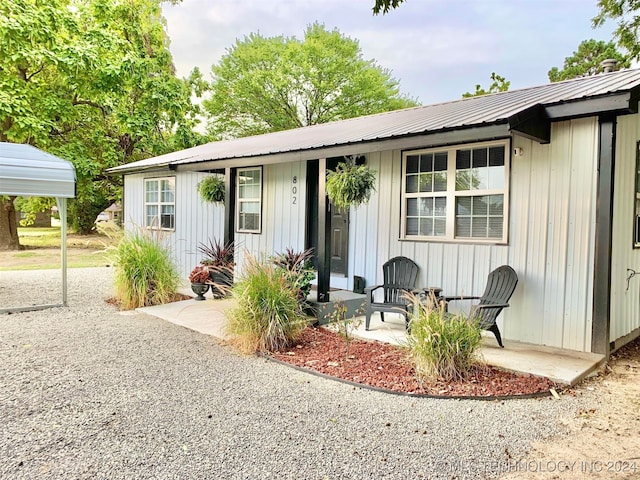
330 204 349 276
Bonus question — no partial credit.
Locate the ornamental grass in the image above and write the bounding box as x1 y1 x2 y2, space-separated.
225 255 308 354
406 292 483 382
112 230 180 310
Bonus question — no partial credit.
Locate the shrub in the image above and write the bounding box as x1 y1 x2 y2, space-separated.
326 300 364 360
272 247 315 304
112 231 180 309
226 256 308 353
406 293 483 382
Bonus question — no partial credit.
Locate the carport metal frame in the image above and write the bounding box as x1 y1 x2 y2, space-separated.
0 143 76 313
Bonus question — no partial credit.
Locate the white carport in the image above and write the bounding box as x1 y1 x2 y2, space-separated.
0 142 76 313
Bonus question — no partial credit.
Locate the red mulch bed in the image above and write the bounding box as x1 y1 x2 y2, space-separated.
271 327 556 398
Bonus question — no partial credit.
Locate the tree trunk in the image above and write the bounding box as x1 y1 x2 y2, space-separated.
0 196 21 250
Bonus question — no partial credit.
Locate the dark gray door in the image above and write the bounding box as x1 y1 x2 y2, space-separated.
330 205 349 276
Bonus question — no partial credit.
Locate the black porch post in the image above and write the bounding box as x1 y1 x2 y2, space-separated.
224 167 236 246
592 115 616 357
317 158 331 302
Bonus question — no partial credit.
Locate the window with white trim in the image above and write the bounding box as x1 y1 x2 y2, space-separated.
634 141 640 247
144 177 175 230
237 167 262 233
401 141 509 242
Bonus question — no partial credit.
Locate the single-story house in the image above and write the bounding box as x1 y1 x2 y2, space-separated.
108 68 640 359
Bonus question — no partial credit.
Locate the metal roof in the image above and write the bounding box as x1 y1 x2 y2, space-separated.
109 68 640 174
0 143 76 198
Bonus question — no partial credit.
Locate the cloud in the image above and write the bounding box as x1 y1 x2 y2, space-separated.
162 0 622 104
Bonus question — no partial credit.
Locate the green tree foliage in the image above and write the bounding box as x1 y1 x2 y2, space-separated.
372 0 406 14
204 23 417 139
0 0 205 244
594 0 640 60
548 39 629 82
462 72 510 98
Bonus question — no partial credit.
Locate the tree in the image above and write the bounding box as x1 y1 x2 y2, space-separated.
548 39 629 82
372 0 406 14
0 0 204 246
594 0 640 60
462 72 510 98
203 23 417 139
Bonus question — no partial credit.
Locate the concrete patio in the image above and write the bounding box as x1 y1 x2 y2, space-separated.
138 288 606 386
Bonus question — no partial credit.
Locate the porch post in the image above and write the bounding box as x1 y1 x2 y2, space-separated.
57 197 68 306
224 167 236 246
592 115 616 357
317 158 331 302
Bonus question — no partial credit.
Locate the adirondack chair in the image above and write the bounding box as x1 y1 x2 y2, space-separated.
444 265 518 348
365 256 420 330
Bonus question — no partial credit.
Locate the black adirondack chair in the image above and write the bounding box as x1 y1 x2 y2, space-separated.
444 265 518 348
365 256 419 330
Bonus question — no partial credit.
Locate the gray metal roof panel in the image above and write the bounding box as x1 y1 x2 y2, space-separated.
109 68 640 173
0 143 76 198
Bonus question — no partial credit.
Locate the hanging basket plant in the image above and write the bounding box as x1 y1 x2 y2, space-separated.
326 158 376 209
197 175 225 204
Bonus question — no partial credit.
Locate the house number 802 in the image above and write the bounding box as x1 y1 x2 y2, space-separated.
292 176 297 204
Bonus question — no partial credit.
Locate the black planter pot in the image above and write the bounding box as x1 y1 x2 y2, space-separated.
209 270 233 298
190 283 209 301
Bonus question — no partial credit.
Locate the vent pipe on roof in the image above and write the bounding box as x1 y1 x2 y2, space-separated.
600 59 618 73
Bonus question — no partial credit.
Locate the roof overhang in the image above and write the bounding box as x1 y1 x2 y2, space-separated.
172 124 512 172
508 91 640 144
545 91 638 119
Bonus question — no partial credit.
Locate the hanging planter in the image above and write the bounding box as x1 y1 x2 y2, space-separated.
326 157 376 209
197 175 225 204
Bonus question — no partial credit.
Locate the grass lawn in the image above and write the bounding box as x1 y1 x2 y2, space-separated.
0 224 120 271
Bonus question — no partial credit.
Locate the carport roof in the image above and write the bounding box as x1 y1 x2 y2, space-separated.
108 68 640 174
0 143 76 198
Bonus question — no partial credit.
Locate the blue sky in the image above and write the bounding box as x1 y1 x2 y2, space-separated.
162 0 618 105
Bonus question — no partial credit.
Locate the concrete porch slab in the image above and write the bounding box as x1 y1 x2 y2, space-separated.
138 290 605 387
361 313 606 386
137 294 233 340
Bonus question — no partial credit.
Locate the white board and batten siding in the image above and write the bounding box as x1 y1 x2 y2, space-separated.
349 118 599 352
235 162 307 271
610 114 640 345
123 171 225 280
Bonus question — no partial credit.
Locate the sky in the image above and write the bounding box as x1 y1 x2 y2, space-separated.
161 0 619 106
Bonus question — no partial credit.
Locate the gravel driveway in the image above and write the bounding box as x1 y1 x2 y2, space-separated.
0 268 595 479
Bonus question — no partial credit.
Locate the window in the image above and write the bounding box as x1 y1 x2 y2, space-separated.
144 177 175 230
634 142 640 247
401 141 509 242
237 167 262 233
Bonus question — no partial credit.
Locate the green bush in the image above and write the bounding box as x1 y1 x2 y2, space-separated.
272 247 315 305
112 231 180 309
226 256 308 353
406 294 483 382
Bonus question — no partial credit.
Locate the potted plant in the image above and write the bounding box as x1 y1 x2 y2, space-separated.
326 156 376 209
197 238 235 297
189 265 211 301
197 175 225 204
